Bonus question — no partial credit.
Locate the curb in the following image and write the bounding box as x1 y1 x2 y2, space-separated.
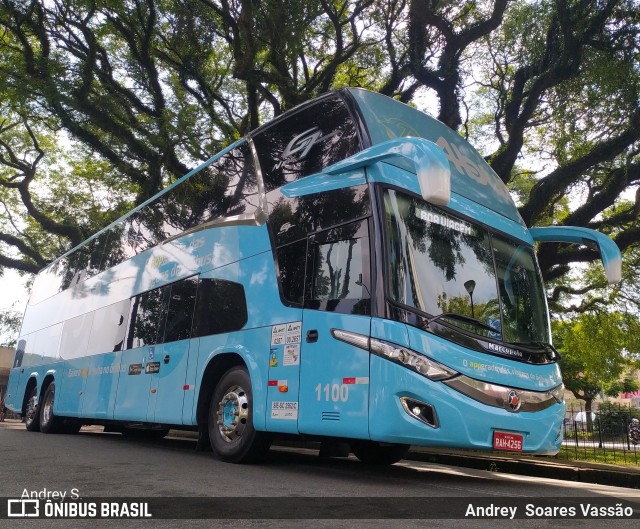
406 448 640 489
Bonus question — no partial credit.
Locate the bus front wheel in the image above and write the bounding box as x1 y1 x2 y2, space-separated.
208 366 271 463
350 440 409 465
24 385 40 432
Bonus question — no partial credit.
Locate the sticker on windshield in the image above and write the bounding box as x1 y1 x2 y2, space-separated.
416 208 473 236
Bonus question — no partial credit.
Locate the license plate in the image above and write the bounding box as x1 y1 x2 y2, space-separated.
493 431 523 452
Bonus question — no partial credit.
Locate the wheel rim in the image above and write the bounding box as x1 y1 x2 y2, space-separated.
25 394 37 426
42 390 54 425
216 384 249 443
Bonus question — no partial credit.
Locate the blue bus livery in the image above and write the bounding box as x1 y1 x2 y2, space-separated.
5 89 622 464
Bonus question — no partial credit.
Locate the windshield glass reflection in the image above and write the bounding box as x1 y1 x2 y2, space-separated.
383 189 550 344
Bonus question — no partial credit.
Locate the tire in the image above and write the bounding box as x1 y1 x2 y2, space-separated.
40 382 62 434
208 366 272 463
24 385 40 432
350 440 409 465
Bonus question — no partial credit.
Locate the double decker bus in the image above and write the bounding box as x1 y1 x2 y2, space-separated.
5 89 621 464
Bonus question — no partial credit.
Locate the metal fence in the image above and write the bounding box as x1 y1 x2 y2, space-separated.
559 403 640 465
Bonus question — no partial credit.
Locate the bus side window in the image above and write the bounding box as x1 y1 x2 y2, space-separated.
126 285 171 349
86 231 110 277
29 262 63 304
276 239 307 305
167 143 259 229
20 332 42 366
305 220 371 316
87 299 132 355
162 277 198 343
39 323 63 362
13 337 26 368
253 96 361 192
136 199 166 252
59 313 94 360
191 278 248 338
101 224 130 271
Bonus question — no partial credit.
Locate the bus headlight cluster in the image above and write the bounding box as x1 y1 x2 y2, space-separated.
331 329 458 381
549 383 565 403
369 339 457 381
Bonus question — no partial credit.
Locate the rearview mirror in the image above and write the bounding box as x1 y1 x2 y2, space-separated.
530 226 622 284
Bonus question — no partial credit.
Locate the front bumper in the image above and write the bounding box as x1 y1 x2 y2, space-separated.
369 355 565 454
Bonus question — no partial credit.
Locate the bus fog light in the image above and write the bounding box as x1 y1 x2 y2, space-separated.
400 397 438 428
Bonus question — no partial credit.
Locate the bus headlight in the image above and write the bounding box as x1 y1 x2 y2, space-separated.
549 383 565 403
369 338 458 381
331 329 457 381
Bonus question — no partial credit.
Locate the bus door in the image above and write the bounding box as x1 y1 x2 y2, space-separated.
114 344 152 421
146 339 192 424
297 220 372 439
114 287 167 421
146 276 198 424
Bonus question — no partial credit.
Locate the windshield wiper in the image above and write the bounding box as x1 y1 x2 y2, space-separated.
508 341 560 358
427 312 496 334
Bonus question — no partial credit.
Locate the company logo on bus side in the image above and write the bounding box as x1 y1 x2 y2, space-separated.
273 127 338 170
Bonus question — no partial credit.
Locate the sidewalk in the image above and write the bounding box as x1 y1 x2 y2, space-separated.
406 446 640 489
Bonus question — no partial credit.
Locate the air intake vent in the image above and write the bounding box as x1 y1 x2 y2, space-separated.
322 411 341 421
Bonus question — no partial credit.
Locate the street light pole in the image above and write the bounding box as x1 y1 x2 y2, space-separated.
464 280 476 318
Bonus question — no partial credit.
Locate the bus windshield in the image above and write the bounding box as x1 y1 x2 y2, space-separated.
383 189 550 345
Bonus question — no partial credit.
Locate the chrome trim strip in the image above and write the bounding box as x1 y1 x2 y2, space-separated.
247 136 268 216
162 209 267 245
443 375 563 413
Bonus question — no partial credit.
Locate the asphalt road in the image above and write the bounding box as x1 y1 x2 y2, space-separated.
1 420 639 529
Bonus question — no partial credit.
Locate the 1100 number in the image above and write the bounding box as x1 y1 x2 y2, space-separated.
315 383 349 402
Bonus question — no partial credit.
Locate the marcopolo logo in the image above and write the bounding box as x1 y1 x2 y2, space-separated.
485 342 523 359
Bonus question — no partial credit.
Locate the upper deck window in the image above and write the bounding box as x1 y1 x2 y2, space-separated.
252 95 361 192
29 143 258 305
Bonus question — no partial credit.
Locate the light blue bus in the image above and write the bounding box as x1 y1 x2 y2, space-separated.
5 89 621 463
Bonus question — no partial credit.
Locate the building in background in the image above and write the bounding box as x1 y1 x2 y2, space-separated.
0 346 14 399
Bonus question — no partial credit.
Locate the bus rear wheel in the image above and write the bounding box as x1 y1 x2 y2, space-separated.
40 382 62 434
24 385 40 432
208 366 271 463
350 440 409 465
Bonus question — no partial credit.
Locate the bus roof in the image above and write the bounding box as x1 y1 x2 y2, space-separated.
347 88 525 226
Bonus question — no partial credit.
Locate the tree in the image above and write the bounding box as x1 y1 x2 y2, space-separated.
554 312 640 430
0 307 20 346
0 0 638 316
